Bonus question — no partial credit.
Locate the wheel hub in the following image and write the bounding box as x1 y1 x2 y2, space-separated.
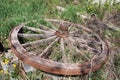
55 24 69 38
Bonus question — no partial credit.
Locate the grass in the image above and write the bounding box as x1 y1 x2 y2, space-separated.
0 0 120 80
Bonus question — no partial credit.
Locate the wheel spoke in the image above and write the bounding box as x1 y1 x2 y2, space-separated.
70 35 101 47
39 24 56 31
70 31 88 39
18 33 55 39
26 45 43 55
60 38 67 63
66 37 88 49
85 45 101 55
76 42 101 54
24 26 54 34
22 36 57 47
76 48 90 61
68 23 74 31
70 37 87 44
64 38 90 62
69 36 101 55
39 37 59 58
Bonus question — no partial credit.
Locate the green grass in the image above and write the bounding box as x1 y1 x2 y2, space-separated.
0 0 120 80
0 0 120 44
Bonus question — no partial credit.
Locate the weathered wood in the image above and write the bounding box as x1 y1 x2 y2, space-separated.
106 23 120 31
76 48 90 60
22 36 57 47
85 45 101 54
39 24 56 31
18 33 55 39
76 43 101 55
9 20 109 75
60 38 67 63
67 36 101 55
24 26 54 34
39 37 59 57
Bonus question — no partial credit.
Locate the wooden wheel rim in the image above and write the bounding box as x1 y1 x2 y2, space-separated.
9 19 109 75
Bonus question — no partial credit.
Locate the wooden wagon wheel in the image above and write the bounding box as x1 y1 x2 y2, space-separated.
9 19 109 75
